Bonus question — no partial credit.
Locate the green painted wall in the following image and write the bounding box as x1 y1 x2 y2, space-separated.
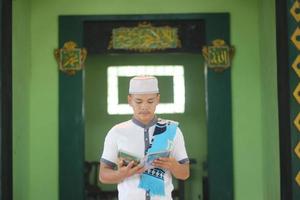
12 0 279 200
85 54 206 199
12 0 31 199
259 0 280 200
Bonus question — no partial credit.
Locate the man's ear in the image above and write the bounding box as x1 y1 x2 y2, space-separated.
128 95 132 106
157 94 160 103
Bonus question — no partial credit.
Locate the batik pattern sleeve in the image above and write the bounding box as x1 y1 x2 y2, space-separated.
170 127 189 164
100 128 118 168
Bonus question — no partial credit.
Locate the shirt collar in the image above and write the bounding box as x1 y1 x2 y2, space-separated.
131 116 158 129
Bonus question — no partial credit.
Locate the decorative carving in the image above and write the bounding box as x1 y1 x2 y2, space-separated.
108 22 181 52
292 55 300 78
202 39 234 72
295 141 300 159
290 1 300 22
296 171 300 187
54 41 87 76
291 27 300 50
294 112 300 132
293 82 300 104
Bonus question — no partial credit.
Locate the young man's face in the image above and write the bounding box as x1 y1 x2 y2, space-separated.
128 93 160 124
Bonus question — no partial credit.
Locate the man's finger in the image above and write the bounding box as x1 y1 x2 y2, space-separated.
129 164 144 173
153 160 164 165
136 167 146 174
153 159 165 164
118 159 124 168
126 161 134 169
157 157 169 161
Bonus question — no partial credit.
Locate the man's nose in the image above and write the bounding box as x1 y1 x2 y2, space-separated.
140 102 149 109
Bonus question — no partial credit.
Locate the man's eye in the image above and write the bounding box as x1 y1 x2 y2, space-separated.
136 101 142 104
148 101 154 104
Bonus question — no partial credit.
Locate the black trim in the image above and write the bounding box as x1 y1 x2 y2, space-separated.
100 158 117 169
276 0 292 200
0 0 12 200
178 158 189 164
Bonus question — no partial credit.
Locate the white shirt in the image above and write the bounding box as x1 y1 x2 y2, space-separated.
101 118 189 200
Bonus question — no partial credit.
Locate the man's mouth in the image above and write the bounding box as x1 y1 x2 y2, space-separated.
139 112 150 115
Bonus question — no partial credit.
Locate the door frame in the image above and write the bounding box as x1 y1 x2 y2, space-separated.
0 0 12 200
58 13 233 200
276 0 300 199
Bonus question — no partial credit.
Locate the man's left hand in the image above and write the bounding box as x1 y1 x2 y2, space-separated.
152 157 178 171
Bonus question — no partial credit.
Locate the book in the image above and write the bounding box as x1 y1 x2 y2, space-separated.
118 150 141 167
142 150 171 169
118 149 170 169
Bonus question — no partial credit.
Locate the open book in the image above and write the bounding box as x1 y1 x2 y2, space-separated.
118 149 170 169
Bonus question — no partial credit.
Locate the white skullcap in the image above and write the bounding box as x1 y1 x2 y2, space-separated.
129 76 159 94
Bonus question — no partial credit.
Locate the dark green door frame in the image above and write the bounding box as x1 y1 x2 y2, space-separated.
277 0 300 200
59 14 233 200
0 0 12 200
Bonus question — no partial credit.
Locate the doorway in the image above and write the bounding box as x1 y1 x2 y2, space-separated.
59 14 233 200
85 53 206 199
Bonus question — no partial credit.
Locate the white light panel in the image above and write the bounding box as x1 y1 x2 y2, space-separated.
107 66 185 115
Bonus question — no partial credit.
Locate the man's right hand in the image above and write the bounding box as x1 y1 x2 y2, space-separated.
117 160 145 181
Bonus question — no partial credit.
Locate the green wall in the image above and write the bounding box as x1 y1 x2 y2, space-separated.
12 0 31 199
12 0 279 200
259 0 280 200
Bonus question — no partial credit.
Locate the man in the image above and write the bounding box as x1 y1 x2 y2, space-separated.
99 76 189 200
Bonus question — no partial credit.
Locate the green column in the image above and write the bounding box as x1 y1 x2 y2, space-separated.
59 17 84 200
288 1 300 199
204 14 234 200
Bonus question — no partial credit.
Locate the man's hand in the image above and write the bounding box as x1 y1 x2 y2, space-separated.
152 157 190 180
99 160 145 184
152 157 178 170
117 159 145 181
